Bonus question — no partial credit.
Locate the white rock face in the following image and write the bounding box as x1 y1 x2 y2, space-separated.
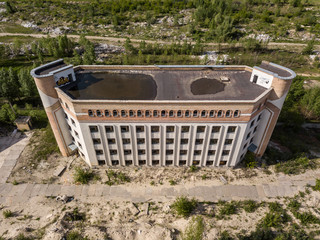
21 21 38 29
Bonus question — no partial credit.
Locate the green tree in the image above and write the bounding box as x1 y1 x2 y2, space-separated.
18 68 37 98
72 49 82 65
0 68 19 103
0 103 16 124
301 87 320 120
5 1 15 14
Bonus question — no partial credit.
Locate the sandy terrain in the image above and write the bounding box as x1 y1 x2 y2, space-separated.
1 187 320 239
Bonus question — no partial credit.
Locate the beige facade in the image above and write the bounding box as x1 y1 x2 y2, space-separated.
31 59 295 167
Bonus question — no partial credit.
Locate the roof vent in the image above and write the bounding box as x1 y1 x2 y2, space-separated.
220 76 230 82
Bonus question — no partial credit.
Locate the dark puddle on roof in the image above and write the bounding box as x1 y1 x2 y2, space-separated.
67 72 157 100
191 78 225 95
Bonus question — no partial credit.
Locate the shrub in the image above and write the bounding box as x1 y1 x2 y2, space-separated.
218 230 234 240
66 231 89 240
189 165 198 172
105 170 130 185
243 152 257 168
260 202 290 228
65 208 85 222
312 179 320 191
171 196 198 217
3 209 13 218
181 216 204 240
12 180 19 185
169 179 177 185
201 174 207 180
241 200 260 213
73 167 94 184
217 201 238 218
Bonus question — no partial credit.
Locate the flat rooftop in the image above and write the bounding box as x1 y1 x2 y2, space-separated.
60 68 267 101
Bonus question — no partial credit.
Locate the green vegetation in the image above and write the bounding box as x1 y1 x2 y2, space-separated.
189 165 199 172
65 208 86 222
181 216 204 240
260 202 290 228
171 196 198 217
312 179 320 191
292 211 320 225
275 154 318 175
30 126 59 163
169 179 177 185
217 201 238 219
2 209 13 218
14 234 33 240
65 231 89 240
105 169 130 185
241 200 260 213
73 167 95 184
4 0 320 43
243 152 257 169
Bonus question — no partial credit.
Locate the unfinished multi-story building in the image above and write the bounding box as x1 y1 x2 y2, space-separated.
31 59 295 167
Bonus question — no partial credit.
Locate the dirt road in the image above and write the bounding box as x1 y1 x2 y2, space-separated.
0 32 318 49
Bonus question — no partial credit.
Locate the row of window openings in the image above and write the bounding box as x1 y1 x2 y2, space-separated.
96 149 229 156
243 137 255 150
90 125 237 134
93 137 231 146
65 113 76 126
71 136 82 149
97 159 226 166
88 109 241 118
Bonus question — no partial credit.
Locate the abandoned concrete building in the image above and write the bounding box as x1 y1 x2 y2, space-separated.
31 59 295 167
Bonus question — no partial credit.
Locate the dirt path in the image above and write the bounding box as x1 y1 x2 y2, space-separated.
0 32 318 49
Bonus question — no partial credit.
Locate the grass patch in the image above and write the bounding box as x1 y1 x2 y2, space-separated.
188 165 198 173
181 216 204 240
260 202 291 228
288 199 301 212
292 211 320 225
105 169 130 185
30 125 59 163
169 179 177 185
171 196 198 217
3 210 13 218
65 231 89 240
217 201 238 219
73 167 95 184
241 200 260 213
312 179 320 191
14 234 33 240
275 155 318 175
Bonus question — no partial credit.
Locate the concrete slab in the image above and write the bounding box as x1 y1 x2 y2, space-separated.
21 183 35 199
102 186 111 196
60 185 75 196
53 165 66 177
81 185 90 197
0 183 13 196
8 184 28 197
87 184 96 196
256 185 266 200
38 184 49 196
45 184 58 197
110 186 131 198
94 185 104 197
73 185 83 197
